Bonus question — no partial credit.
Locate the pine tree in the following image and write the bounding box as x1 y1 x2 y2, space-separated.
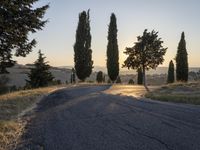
0 0 49 73
106 13 119 83
74 10 93 81
167 60 175 83
137 68 143 85
26 50 54 88
96 71 103 83
176 32 188 82
123 29 167 90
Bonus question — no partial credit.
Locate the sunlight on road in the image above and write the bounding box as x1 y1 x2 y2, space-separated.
104 85 159 98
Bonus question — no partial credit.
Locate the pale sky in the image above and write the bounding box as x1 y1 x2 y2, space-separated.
15 0 200 67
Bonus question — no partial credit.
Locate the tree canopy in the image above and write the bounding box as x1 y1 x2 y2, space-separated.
167 60 175 83
0 0 49 73
106 13 119 82
176 32 188 82
74 10 93 81
26 50 54 88
123 29 167 88
96 71 104 83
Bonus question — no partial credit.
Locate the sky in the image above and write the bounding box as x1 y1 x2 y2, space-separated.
15 0 200 67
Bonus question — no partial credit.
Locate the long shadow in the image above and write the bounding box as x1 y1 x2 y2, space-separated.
16 85 200 150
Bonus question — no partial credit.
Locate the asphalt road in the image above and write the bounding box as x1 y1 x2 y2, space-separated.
16 85 200 150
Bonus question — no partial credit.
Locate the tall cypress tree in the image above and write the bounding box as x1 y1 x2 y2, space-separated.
0 0 49 73
176 32 188 82
167 60 175 83
26 50 54 88
137 68 143 85
106 13 119 82
74 10 93 81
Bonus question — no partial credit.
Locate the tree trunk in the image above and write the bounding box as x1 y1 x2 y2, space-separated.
142 66 149 91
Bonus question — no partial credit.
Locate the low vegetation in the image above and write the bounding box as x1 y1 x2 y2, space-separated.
146 82 200 105
0 86 58 150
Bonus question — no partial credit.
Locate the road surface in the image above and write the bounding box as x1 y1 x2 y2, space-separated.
16 85 200 150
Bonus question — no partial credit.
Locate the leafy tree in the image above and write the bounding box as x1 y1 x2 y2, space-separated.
167 60 175 83
123 29 167 90
26 50 54 88
128 79 134 85
116 76 122 84
70 68 76 84
74 10 93 81
106 13 119 82
137 68 143 85
96 71 104 83
0 0 49 74
176 32 188 82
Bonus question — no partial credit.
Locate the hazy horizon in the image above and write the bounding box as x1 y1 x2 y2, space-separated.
14 0 200 67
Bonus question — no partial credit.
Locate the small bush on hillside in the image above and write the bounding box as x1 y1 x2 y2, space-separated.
128 79 134 85
116 76 122 84
96 71 104 83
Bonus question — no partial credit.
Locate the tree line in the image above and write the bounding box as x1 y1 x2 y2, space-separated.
0 1 190 89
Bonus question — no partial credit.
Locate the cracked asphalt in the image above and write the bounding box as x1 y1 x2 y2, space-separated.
16 85 200 150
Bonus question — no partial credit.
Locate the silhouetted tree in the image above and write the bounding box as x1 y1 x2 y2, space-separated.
0 0 49 74
96 71 104 83
123 29 167 90
106 13 119 83
137 68 143 85
167 60 175 83
128 79 134 85
74 10 93 81
71 68 76 84
107 79 111 84
0 75 9 94
103 75 106 83
116 76 122 84
26 50 54 88
176 32 188 82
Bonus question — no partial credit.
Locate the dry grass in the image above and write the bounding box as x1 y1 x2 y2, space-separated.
0 86 60 150
146 82 200 105
0 121 25 150
0 87 58 120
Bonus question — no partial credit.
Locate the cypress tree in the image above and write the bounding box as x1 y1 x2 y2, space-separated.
137 68 143 85
176 32 188 82
26 50 54 88
74 10 93 81
0 0 49 73
70 68 76 84
106 13 119 83
167 60 175 83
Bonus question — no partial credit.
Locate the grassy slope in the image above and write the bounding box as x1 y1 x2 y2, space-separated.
0 86 58 150
145 82 200 105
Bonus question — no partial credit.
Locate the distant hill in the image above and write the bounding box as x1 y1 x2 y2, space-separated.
2 64 199 88
59 66 200 75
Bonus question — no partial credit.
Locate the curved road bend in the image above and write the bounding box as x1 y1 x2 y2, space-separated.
16 85 200 150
